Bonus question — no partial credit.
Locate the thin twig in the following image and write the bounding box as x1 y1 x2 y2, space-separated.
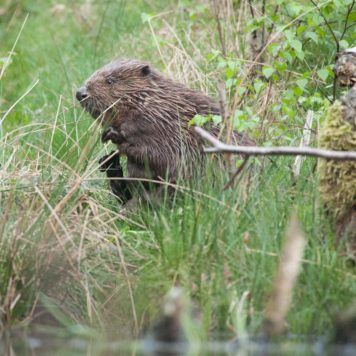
310 0 339 52
223 156 250 190
261 0 266 45
332 74 338 102
345 22 356 31
340 0 355 43
212 0 227 57
195 126 356 160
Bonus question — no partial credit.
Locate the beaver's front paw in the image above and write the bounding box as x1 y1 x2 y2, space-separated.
101 126 125 144
98 151 122 175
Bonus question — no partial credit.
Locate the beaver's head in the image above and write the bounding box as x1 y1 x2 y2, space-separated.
76 59 152 120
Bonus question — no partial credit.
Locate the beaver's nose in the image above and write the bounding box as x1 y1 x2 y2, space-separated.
76 87 88 101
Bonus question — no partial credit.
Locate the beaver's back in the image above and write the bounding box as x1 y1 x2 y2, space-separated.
77 59 250 180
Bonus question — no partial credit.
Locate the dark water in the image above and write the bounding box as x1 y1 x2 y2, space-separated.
2 335 356 356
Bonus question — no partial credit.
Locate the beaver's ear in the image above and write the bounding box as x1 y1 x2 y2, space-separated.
141 65 150 76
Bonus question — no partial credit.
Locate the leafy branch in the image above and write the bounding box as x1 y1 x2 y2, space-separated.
310 0 356 101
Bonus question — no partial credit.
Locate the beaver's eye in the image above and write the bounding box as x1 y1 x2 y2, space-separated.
106 78 114 85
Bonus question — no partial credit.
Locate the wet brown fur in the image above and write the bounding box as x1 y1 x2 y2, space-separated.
78 59 249 198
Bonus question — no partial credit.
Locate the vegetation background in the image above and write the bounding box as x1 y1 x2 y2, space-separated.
0 0 355 350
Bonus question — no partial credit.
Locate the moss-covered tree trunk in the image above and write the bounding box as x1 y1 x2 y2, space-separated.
319 48 356 257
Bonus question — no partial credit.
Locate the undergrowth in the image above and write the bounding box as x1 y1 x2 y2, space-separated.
0 0 355 349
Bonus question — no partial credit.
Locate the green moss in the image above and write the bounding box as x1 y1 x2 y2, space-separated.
319 100 356 218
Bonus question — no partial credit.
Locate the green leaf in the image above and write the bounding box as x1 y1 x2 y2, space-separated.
305 32 318 44
225 78 236 88
317 68 329 81
262 67 275 79
268 43 281 57
309 13 323 26
212 115 222 125
280 50 294 64
296 79 308 91
296 25 306 35
286 3 303 16
236 86 246 96
189 114 209 127
275 62 287 73
141 12 152 23
294 86 303 97
339 39 349 50
254 80 265 94
284 29 295 42
225 67 235 79
289 39 302 53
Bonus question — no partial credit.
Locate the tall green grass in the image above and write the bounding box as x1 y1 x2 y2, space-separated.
0 0 355 346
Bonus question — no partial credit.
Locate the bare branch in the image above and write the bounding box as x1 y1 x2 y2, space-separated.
195 126 356 161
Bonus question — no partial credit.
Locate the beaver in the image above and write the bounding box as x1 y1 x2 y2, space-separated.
76 59 249 203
